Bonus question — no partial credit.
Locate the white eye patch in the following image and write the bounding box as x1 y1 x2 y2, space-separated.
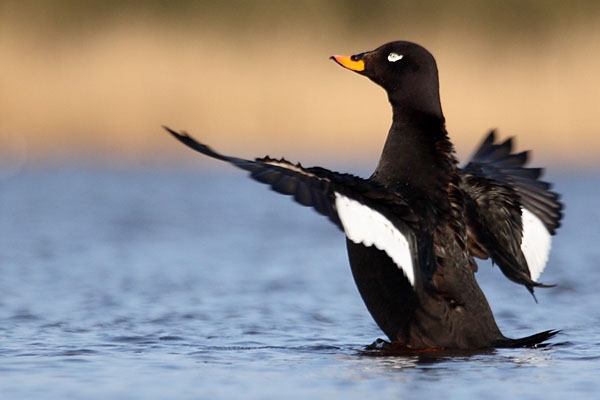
387 52 403 62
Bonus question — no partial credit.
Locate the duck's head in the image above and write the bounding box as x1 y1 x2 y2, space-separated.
331 41 442 119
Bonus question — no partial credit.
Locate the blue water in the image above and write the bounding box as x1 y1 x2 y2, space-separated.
1 166 599 399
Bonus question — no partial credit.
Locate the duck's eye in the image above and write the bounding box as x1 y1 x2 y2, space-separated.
387 52 403 63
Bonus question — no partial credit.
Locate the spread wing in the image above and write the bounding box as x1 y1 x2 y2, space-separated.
165 126 423 288
460 130 563 296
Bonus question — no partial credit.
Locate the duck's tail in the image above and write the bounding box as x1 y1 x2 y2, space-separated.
494 329 560 348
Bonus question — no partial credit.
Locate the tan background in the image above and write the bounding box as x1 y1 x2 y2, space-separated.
1 1 599 168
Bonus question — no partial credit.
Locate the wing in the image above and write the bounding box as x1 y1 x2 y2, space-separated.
460 130 563 295
165 126 422 287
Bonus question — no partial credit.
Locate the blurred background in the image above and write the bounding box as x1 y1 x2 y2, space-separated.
1 5 599 397
1 0 599 170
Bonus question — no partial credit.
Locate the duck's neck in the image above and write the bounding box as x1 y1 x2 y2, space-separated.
371 110 457 196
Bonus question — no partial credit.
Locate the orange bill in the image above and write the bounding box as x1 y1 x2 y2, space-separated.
330 55 365 72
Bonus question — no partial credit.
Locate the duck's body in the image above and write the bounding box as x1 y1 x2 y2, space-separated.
167 41 562 350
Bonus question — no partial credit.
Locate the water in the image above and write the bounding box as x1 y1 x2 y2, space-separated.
1 166 599 399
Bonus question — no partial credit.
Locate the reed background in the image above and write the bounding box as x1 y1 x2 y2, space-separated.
1 0 599 169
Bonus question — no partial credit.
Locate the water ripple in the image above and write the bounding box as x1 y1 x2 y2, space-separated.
1 169 598 399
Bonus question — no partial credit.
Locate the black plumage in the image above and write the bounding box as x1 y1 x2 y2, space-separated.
167 41 563 350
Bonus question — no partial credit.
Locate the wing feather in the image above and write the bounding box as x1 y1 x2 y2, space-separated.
461 131 563 294
166 126 421 287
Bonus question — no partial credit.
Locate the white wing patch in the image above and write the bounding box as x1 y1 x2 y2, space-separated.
334 193 415 287
521 207 552 282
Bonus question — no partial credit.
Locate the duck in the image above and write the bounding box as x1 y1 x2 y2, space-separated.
165 41 563 351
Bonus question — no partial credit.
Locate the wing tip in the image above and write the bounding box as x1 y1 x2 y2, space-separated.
164 125 229 162
163 125 185 139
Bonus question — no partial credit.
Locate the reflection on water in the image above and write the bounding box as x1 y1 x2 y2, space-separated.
0 167 599 399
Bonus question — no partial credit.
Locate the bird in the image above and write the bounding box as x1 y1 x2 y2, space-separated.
165 41 563 351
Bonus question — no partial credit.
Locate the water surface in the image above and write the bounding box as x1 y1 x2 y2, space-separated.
1 167 599 399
